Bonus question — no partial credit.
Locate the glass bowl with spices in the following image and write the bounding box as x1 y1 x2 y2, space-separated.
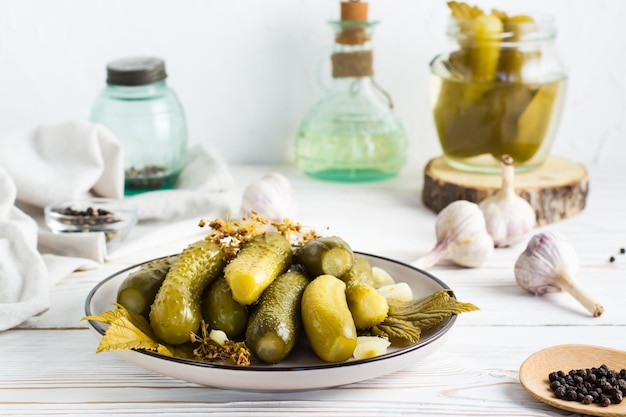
44 198 138 251
430 3 567 173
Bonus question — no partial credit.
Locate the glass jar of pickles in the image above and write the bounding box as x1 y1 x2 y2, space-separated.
430 4 567 173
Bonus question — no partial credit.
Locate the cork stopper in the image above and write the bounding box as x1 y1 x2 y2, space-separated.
336 1 370 45
341 1 368 21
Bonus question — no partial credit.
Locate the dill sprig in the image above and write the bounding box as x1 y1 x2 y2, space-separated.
200 212 321 262
190 322 252 366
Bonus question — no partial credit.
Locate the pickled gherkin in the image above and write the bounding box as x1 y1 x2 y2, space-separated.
294 236 354 279
301 274 357 363
340 255 389 329
224 232 292 305
202 276 248 339
149 240 225 345
117 256 175 319
245 271 309 364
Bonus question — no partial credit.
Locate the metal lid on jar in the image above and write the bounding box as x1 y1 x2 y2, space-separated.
106 57 167 86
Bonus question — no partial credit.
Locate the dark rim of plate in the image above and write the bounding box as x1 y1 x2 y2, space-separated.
84 251 457 372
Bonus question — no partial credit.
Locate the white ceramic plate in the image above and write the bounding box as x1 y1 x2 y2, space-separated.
85 252 458 392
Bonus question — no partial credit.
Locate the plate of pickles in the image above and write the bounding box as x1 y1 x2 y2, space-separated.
84 218 477 391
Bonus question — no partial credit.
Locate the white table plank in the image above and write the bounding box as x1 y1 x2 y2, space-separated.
1 326 620 416
1 163 624 416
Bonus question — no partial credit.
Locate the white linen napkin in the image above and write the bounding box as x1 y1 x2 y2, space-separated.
0 120 235 331
0 121 125 208
0 166 49 331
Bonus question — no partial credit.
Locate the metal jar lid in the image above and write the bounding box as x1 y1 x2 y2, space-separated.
106 57 167 86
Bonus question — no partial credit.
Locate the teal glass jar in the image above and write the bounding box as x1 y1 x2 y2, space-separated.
295 2 407 182
91 57 188 195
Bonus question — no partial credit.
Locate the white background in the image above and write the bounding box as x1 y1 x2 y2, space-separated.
1 0 624 171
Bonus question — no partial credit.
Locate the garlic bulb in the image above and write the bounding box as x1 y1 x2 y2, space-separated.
413 200 494 269
240 172 297 222
479 155 536 247
514 231 604 317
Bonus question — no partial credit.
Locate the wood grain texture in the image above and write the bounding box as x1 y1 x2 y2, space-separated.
519 344 626 417
422 156 590 225
0 164 624 416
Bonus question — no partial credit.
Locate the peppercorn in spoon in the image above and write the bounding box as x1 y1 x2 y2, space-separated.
519 344 626 416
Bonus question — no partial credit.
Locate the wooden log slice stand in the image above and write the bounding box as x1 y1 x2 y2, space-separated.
422 156 589 226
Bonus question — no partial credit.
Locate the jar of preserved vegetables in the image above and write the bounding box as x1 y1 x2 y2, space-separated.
91 57 188 194
430 6 567 173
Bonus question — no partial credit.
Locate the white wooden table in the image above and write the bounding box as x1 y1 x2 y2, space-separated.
1 162 624 416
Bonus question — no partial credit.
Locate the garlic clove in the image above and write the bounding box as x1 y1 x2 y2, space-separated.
371 266 395 288
353 336 391 360
377 282 413 302
479 155 536 247
240 172 297 222
514 232 604 317
209 329 229 346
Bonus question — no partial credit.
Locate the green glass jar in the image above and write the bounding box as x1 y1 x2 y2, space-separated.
295 2 407 182
91 57 188 194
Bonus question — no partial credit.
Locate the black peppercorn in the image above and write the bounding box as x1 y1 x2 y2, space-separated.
566 389 578 401
548 365 626 408
554 385 567 399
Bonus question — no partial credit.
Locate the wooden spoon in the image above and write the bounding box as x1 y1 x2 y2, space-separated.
519 344 626 417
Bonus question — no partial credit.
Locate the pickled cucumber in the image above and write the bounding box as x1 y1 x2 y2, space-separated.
245 271 309 364
224 232 292 305
301 274 357 363
117 256 175 319
340 255 389 329
294 236 354 278
202 276 248 339
149 239 225 345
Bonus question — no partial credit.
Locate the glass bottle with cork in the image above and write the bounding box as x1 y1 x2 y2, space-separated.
91 57 188 195
295 0 407 182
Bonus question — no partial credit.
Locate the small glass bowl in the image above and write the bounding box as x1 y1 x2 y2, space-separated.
44 198 138 251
